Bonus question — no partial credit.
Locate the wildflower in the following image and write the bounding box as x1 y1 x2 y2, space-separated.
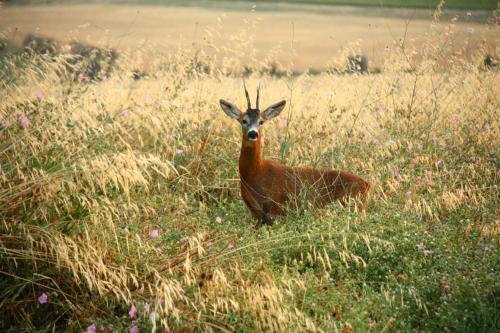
130 323 139 333
34 91 43 99
87 324 97 333
120 110 129 117
227 243 234 250
129 304 137 318
180 237 188 244
436 160 444 166
450 115 458 124
480 124 490 132
215 216 222 224
386 139 396 145
407 143 413 151
143 302 150 314
20 116 30 128
405 191 412 197
239 236 244 241
423 249 433 256
176 149 184 155
38 293 48 304
278 119 288 128
78 73 85 82
149 229 160 240
102 75 108 81
149 310 156 321
416 242 425 250
431 134 438 142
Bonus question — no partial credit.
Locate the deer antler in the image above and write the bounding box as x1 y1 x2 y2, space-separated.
243 79 252 109
256 83 260 109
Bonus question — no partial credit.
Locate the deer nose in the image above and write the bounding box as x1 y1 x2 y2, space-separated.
247 130 258 140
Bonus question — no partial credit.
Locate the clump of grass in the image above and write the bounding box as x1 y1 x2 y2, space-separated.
1 6 499 332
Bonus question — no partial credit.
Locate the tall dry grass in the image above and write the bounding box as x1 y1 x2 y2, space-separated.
1 4 499 332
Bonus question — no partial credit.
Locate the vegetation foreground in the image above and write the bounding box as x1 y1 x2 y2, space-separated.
1 10 499 332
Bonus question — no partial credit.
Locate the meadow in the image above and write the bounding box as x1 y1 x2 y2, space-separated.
0 1 499 332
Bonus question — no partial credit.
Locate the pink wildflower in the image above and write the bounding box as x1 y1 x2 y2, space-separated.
120 110 129 117
130 324 139 333
405 191 412 197
407 143 413 151
215 216 222 224
38 293 48 304
228 243 234 250
78 73 85 82
34 91 43 99
149 229 160 240
176 149 184 155
20 116 30 128
87 324 97 333
423 249 433 256
129 304 137 318
416 242 425 250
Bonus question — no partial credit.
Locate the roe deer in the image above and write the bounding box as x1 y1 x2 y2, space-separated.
219 84 370 226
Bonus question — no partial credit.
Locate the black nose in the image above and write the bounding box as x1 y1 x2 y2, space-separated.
247 130 258 140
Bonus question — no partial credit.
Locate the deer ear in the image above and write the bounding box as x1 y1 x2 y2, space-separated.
219 99 241 120
262 100 286 120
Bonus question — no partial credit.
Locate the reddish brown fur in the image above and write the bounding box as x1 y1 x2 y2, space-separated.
239 131 371 226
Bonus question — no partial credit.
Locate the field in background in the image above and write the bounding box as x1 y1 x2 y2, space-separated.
4 0 498 10
1 1 499 332
0 2 497 71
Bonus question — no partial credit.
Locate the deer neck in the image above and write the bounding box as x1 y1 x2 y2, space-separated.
239 133 264 179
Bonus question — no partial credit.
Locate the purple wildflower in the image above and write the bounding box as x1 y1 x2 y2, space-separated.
87 324 97 333
130 324 139 333
143 302 150 314
38 293 48 304
34 91 43 99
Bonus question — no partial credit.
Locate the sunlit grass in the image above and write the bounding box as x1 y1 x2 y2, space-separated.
0 5 499 332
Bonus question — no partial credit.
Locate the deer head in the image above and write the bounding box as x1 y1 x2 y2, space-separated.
219 83 286 141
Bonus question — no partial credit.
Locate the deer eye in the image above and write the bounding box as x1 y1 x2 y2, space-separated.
259 120 264 125
242 119 248 125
